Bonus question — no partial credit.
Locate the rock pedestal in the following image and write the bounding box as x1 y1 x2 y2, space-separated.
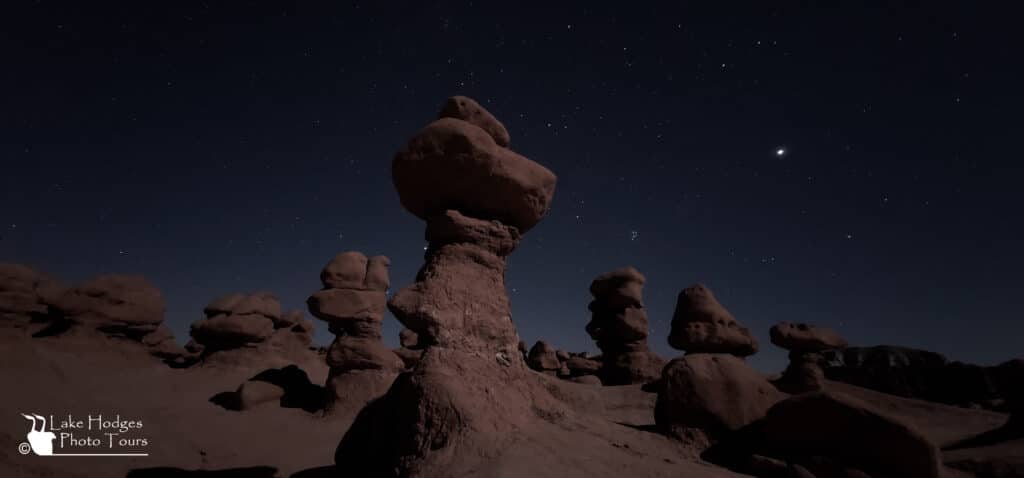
527 340 560 375
308 252 402 408
769 321 848 394
585 267 665 385
656 284 782 443
334 96 559 476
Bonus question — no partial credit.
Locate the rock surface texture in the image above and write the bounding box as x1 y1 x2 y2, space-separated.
308 252 402 408
585 267 664 385
770 321 848 394
334 96 561 476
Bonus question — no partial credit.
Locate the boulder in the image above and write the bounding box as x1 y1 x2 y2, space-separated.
0 263 63 325
668 284 757 356
235 380 285 410
392 118 556 233
656 354 785 440
307 289 387 322
705 391 943 478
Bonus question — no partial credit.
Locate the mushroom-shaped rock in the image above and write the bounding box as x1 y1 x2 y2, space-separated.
669 284 758 356
53 275 165 336
770 322 848 394
438 95 511 147
392 116 556 233
770 322 848 352
655 354 785 440
527 341 560 373
705 391 943 478
335 98 562 475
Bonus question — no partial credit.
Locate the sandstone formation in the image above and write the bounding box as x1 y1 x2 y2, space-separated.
770 321 848 394
188 293 314 369
49 274 184 359
0 263 63 328
656 284 781 443
656 354 784 440
308 252 403 408
705 391 943 478
585 267 664 385
669 284 757 356
824 346 1024 410
334 96 561 476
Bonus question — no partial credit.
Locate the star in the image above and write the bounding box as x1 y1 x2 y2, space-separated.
775 147 786 157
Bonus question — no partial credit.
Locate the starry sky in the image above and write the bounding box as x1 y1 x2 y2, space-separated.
3 2 1022 373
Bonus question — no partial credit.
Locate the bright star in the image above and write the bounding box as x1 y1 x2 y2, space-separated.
775 148 786 157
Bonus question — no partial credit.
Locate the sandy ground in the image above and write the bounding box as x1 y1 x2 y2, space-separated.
0 329 1019 478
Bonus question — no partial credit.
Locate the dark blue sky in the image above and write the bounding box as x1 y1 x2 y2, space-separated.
3 2 1021 372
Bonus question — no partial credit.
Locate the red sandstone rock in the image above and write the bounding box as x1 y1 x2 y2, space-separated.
669 284 757 356
438 95 511 147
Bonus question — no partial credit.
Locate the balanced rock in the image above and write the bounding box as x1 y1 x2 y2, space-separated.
655 354 784 440
669 284 757 356
335 97 562 476
705 391 943 478
527 340 559 374
585 267 664 385
308 251 401 408
190 293 278 351
391 112 556 233
770 322 848 394
0 263 63 327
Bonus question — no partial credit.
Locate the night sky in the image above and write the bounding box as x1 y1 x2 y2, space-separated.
3 2 1022 373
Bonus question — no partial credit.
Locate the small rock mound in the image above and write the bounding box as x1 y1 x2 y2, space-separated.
669 284 757 356
308 251 402 409
770 321 848 394
585 266 664 385
189 293 314 368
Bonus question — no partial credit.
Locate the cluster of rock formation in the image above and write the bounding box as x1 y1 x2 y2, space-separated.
585 267 664 385
188 292 313 362
334 96 560 475
656 284 783 442
307 252 403 408
44 272 184 359
525 340 601 383
769 321 848 394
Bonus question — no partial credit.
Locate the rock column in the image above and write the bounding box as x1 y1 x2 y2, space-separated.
334 96 558 476
585 266 664 385
308 252 403 408
769 321 848 394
